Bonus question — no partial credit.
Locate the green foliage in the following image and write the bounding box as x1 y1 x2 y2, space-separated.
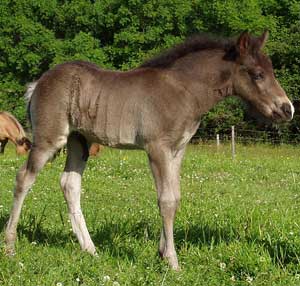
0 80 26 123
198 97 246 137
51 32 108 67
0 0 299 137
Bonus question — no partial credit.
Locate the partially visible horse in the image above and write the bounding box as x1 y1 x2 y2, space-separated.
89 143 103 156
0 112 31 155
5 31 294 270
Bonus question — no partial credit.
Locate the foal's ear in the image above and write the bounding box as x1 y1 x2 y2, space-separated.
257 30 269 50
236 31 251 56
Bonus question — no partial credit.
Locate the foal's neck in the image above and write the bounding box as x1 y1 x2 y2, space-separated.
172 50 234 117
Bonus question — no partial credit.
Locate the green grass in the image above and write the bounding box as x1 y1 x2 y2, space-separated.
1 143 300 285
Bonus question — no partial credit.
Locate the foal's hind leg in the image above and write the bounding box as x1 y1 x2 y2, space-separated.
60 132 96 255
5 144 63 255
148 145 186 271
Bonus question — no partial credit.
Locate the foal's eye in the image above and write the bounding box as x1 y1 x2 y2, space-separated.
251 72 264 81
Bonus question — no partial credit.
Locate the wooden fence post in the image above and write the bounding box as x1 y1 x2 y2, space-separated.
216 134 220 149
231 126 235 159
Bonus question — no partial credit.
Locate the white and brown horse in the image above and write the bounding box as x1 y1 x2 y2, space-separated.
5 31 294 270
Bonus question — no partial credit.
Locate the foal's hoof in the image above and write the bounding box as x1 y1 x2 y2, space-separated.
167 256 181 272
92 251 99 258
159 251 181 271
84 245 97 256
5 246 16 257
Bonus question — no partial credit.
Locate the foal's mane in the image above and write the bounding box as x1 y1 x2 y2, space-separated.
140 34 236 69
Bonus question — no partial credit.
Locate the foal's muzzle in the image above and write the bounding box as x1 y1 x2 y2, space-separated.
282 103 294 119
272 102 294 121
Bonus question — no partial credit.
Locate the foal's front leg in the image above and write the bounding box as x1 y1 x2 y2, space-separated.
148 146 185 270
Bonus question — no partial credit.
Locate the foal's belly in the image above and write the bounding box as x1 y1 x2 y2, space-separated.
76 120 143 150
94 132 142 150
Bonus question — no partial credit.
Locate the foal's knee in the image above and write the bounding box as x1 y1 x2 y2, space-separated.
158 193 178 217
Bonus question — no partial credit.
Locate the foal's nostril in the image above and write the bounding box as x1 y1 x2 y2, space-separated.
281 103 292 118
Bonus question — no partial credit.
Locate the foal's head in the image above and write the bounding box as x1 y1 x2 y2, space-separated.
230 31 294 121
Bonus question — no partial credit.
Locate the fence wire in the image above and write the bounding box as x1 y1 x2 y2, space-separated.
192 127 300 145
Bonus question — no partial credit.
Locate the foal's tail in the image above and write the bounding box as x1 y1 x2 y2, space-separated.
24 81 38 126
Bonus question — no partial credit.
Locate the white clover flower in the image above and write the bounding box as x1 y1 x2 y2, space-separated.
76 277 80 282
259 256 265 262
103 275 110 282
246 275 253 284
219 262 226 270
113 282 120 286
19 262 24 268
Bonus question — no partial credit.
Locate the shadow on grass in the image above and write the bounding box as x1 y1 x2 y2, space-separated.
175 223 234 247
1 212 299 268
248 236 300 267
0 213 71 249
175 224 300 268
1 213 154 261
92 219 158 261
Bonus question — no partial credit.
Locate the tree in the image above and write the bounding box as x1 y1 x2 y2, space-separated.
0 0 299 140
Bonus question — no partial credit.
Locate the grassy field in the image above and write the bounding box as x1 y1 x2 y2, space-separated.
1 143 300 285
